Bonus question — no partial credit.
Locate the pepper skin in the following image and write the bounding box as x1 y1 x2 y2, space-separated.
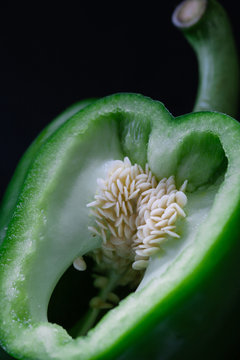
0 1 239 360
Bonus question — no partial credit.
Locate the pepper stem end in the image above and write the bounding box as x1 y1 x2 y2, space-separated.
172 0 207 29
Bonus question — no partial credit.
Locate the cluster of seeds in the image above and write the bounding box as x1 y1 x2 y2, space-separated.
132 175 187 270
74 157 187 287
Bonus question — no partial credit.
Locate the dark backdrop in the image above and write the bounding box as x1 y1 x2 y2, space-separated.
0 0 239 199
0 1 240 359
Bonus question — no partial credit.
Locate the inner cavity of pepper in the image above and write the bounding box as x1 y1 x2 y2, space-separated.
73 157 187 309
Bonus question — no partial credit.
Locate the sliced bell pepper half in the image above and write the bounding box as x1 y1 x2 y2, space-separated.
0 1 239 359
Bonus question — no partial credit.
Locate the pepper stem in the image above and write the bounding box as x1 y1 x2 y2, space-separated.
70 271 120 337
172 0 239 117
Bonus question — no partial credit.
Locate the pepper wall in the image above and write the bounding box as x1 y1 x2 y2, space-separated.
0 0 239 358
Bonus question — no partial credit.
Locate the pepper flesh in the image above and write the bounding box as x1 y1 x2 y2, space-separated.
0 94 240 360
0 1 240 359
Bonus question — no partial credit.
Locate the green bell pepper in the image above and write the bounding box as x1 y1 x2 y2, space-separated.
0 1 240 359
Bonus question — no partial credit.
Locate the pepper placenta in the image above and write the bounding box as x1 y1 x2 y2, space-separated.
0 1 240 359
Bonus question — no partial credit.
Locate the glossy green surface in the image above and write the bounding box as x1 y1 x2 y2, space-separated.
0 98 96 245
1 94 240 359
0 98 96 360
1 0 240 359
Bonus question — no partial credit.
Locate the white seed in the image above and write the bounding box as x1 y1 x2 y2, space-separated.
142 234 156 245
127 201 133 215
139 204 148 217
136 174 148 180
117 179 123 193
158 195 169 208
147 171 152 182
138 182 151 191
136 179 147 187
111 182 118 197
162 225 176 231
130 166 136 179
167 193 176 206
135 216 141 227
176 191 188 207
123 214 131 226
147 196 157 209
133 235 142 244
156 181 166 191
115 202 120 217
90 209 102 220
105 191 116 202
166 176 175 186
108 223 117 237
146 218 155 230
124 186 129 200
124 156 131 166
73 256 87 271
151 199 161 210
150 230 165 236
144 210 150 222
164 230 180 238
151 208 164 217
88 226 101 236
162 208 175 220
111 167 122 181
180 180 188 192
95 220 108 230
86 200 99 208
171 203 186 217
118 223 123 237
128 189 140 200
142 247 160 256
134 254 149 260
142 188 154 196
156 188 166 199
129 215 136 230
168 211 178 225
100 209 115 221
135 249 148 257
149 238 165 245
125 174 130 188
114 214 123 227
155 219 169 228
151 216 162 222
137 229 144 240
122 201 128 216
102 202 115 209
124 225 132 239
143 225 151 237
95 194 106 201
152 177 157 187
137 244 147 249
167 184 176 194
140 194 151 206
130 179 136 194
139 165 144 174
132 260 149 270
120 168 131 179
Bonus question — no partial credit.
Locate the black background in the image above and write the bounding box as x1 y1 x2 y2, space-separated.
0 0 239 200
0 1 240 359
